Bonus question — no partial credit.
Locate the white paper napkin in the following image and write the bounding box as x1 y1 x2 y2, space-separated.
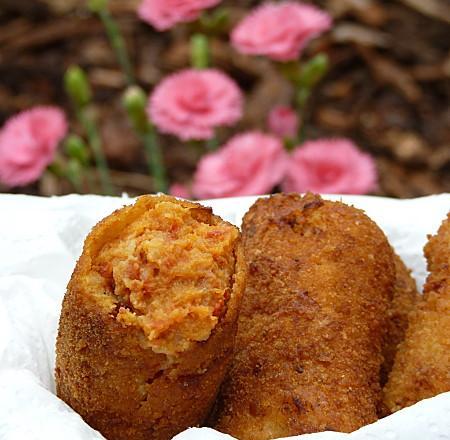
0 193 449 440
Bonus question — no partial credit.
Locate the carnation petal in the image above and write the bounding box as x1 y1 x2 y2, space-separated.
148 69 242 141
169 183 191 199
267 106 299 138
0 106 67 187
192 131 287 199
231 2 332 61
282 138 378 195
138 0 222 31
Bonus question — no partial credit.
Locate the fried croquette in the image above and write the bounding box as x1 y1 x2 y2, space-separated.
381 253 420 386
383 213 450 413
213 193 396 440
55 195 246 440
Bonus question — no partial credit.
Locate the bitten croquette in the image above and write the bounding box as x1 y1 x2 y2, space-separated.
55 195 246 440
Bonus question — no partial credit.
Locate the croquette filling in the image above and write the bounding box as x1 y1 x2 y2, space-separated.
92 201 238 355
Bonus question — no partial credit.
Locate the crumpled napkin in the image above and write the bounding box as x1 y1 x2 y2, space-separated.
0 193 449 440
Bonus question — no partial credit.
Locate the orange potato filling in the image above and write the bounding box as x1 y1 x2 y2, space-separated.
91 200 239 355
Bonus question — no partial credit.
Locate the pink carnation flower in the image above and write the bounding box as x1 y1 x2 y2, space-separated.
192 131 288 199
148 69 243 141
282 138 378 195
267 105 299 139
231 2 332 62
138 0 221 31
0 106 67 187
169 183 191 198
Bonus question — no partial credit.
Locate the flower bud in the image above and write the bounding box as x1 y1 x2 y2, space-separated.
64 134 89 165
298 53 329 88
64 66 91 108
190 34 209 69
122 86 148 134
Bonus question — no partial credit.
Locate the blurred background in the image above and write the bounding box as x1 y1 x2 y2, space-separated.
0 0 449 198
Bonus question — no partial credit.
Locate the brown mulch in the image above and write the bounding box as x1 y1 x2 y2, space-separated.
0 0 449 197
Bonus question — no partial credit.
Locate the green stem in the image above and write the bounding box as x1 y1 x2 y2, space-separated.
69 171 84 193
84 167 96 192
206 136 219 151
98 8 134 85
188 140 204 160
77 108 115 195
142 127 168 193
122 86 167 193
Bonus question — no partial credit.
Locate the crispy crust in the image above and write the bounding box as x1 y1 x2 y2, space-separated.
213 193 395 440
380 253 420 386
383 213 450 413
55 195 246 440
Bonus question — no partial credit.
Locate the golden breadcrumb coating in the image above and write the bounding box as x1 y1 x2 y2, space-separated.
213 193 395 440
381 253 420 386
55 195 246 440
383 213 450 413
